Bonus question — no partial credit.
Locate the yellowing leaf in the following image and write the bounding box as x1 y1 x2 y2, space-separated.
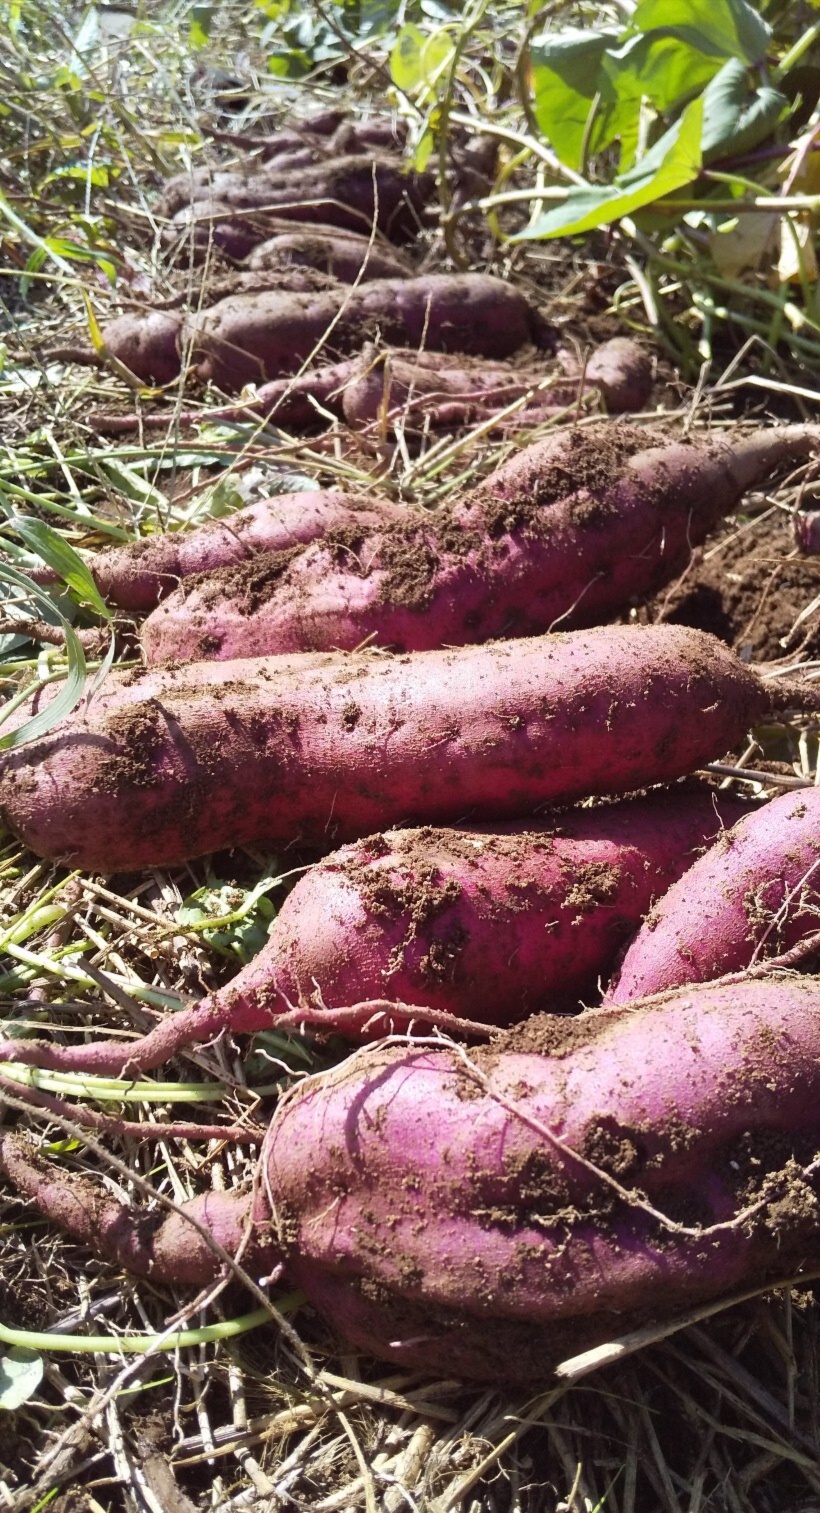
81 289 106 355
778 213 818 285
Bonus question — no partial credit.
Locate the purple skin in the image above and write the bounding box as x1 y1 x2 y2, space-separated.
5 976 820 1381
607 788 820 1003
0 624 795 873
185 273 552 391
96 273 551 389
156 153 433 239
86 337 648 439
245 229 413 283
28 490 403 612
140 424 820 663
794 510 820 553
0 789 744 1077
266 975 820 1380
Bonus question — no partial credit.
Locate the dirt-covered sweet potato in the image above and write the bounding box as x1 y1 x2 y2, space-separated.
86 339 647 438
0 789 745 1076
185 272 552 390
140 424 819 662
29 490 402 611
86 272 550 388
6 975 820 1382
245 227 413 282
0 624 805 872
340 338 651 432
607 787 820 1003
157 153 432 240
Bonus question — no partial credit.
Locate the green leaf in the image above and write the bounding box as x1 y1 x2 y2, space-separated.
529 29 620 171
699 58 787 162
0 1349 43 1411
390 22 454 96
95 458 167 510
189 5 213 46
601 31 724 116
177 880 277 963
391 24 424 89
12 517 111 619
520 91 704 239
0 635 87 752
631 0 770 65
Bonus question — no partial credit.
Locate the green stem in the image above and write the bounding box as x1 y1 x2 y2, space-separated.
0 1299 301 1355
773 22 820 83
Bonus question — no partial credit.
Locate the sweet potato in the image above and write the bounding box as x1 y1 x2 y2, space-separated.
607 787 820 1003
6 975 820 1381
167 205 416 268
245 227 413 282
208 108 408 161
140 424 820 662
340 337 651 432
156 265 344 309
157 153 432 240
29 490 402 611
0 625 805 872
184 272 552 390
164 203 331 263
0 789 744 1077
86 338 648 438
88 272 550 388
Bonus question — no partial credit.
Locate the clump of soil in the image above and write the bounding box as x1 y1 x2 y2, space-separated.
650 510 820 662
473 424 660 538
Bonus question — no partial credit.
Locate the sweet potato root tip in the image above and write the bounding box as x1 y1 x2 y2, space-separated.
0 1130 274 1285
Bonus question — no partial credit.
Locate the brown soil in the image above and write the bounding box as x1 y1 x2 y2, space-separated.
471 422 662 537
649 509 820 663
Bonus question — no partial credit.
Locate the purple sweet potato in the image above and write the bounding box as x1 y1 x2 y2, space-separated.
157 154 432 240
340 338 651 432
91 272 550 388
0 624 804 872
6 975 820 1381
164 203 319 262
167 205 415 268
607 787 820 1003
99 310 183 388
157 265 344 308
140 424 820 662
206 108 407 162
0 789 744 1077
86 338 646 438
29 490 402 611
245 227 413 282
184 272 552 390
